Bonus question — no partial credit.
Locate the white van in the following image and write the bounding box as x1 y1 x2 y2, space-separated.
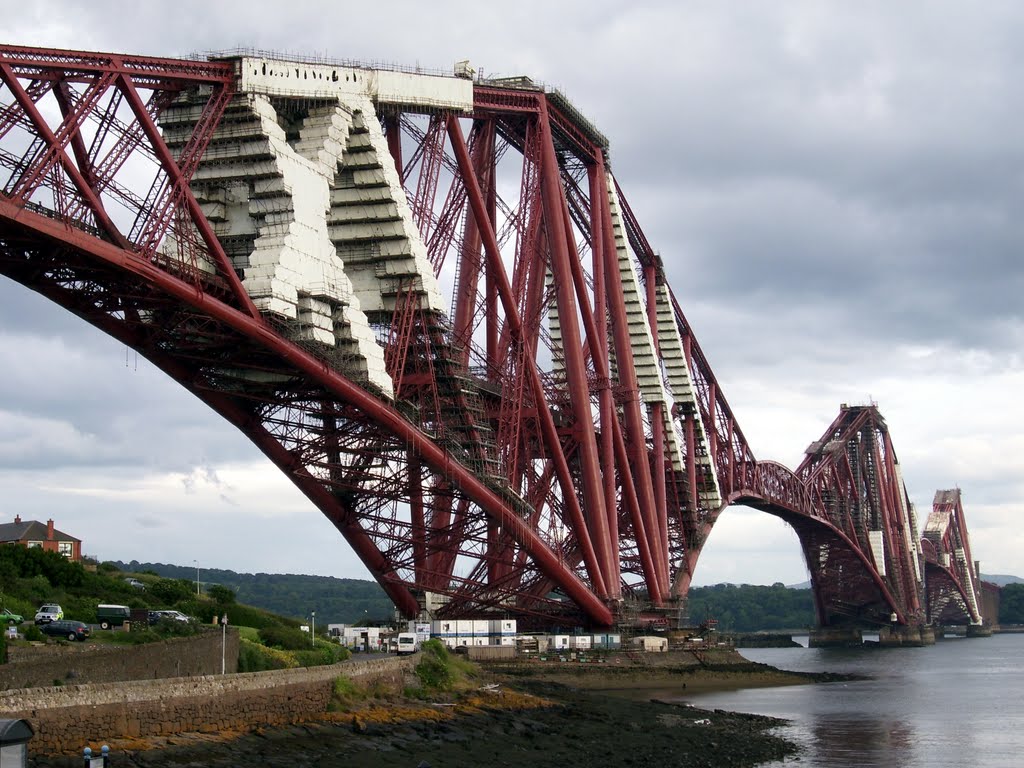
396 632 419 654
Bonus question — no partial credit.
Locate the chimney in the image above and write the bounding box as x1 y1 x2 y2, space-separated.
14 515 20 524
47 519 54 540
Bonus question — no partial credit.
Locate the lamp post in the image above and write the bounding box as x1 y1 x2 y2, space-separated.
311 611 315 647
194 559 200 596
221 613 228 675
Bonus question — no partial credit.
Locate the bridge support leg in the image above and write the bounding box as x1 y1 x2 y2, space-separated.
878 626 935 646
966 624 993 638
808 627 863 647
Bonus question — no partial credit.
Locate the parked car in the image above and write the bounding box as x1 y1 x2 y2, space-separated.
0 608 23 625
34 604 64 624
148 610 191 624
38 619 90 642
124 577 146 590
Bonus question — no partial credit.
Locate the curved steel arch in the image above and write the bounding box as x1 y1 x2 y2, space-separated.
0 44 980 632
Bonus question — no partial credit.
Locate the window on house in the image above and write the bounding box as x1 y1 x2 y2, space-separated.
58 541 73 558
26 541 42 548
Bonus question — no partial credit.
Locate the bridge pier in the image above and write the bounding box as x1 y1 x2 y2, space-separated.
966 624 993 638
808 627 863 647
878 626 936 647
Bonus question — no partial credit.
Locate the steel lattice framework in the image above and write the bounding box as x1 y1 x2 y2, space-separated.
0 44 983 630
921 490 983 625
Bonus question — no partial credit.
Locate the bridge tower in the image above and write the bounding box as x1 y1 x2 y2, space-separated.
922 489 988 632
795 405 930 645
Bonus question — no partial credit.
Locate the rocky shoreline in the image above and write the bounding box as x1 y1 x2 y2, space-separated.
27 652 859 767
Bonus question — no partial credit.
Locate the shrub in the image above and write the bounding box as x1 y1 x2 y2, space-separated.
207 584 236 605
238 638 296 672
23 625 43 642
259 624 312 651
414 639 456 692
105 628 162 645
293 641 350 668
328 675 363 711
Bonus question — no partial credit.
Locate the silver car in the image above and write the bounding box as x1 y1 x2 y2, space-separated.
34 603 64 624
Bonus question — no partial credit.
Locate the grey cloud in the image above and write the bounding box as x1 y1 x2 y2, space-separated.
3 0 1022 581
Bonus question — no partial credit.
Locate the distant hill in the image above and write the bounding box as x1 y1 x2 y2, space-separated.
789 574 1022 589
981 574 1024 586
110 561 395 626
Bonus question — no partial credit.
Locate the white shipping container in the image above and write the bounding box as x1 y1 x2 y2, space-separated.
455 620 474 635
499 635 515 647
490 619 517 634
607 634 622 649
433 620 456 637
472 636 488 646
455 635 473 648
415 622 431 643
552 635 570 650
472 619 490 636
570 636 592 650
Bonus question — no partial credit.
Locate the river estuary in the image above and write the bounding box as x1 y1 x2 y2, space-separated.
679 632 1024 767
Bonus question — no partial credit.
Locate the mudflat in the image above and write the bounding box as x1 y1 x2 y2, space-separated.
28 651 856 768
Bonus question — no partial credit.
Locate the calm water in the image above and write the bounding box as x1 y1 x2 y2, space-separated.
677 632 1024 767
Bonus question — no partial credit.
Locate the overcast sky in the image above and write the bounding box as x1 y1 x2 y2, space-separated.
3 1 1023 590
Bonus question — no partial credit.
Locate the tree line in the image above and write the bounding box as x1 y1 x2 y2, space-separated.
111 561 395 626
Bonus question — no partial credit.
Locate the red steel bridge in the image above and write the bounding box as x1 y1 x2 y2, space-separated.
0 45 989 639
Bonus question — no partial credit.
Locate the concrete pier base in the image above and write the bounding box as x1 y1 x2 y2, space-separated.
808 627 863 647
878 625 936 646
966 623 993 638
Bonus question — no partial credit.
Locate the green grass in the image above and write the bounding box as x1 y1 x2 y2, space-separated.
0 547 343 671
236 626 260 641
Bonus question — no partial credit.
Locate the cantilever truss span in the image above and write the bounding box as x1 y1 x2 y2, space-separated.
0 45 984 630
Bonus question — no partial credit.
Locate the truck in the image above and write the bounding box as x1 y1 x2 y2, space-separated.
96 604 131 630
396 632 419 654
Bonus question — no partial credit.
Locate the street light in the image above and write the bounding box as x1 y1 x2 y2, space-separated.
220 614 228 675
194 559 200 596
311 611 315 647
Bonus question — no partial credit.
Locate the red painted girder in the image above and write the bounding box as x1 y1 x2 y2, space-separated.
0 61 129 247
588 157 622 592
0 197 615 627
446 115 609 601
596 169 668 598
0 45 234 85
534 105 615 590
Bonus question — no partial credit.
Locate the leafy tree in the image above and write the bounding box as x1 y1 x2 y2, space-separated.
999 583 1024 624
207 584 237 605
0 545 86 589
149 578 196 605
109 561 395 624
685 583 815 632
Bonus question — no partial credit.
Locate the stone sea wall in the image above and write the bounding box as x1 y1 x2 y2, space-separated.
0 654 413 755
0 629 239 690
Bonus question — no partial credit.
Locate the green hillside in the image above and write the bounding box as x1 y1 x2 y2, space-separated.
110 561 395 626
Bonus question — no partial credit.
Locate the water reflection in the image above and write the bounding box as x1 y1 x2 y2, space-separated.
676 634 1022 767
